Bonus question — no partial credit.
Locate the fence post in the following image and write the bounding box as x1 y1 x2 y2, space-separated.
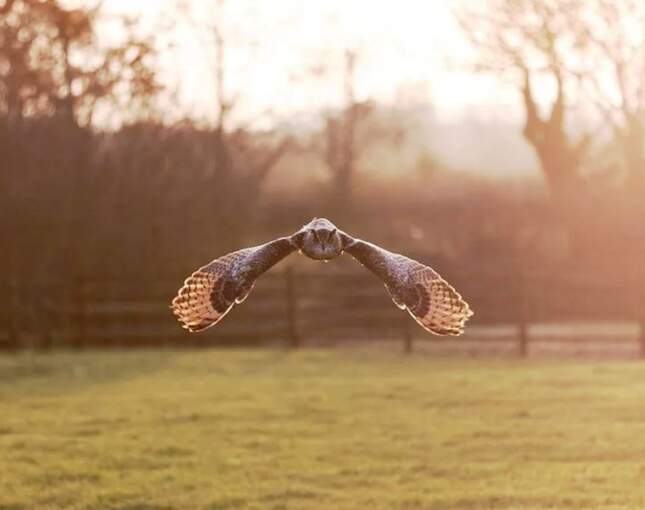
74 277 87 349
402 316 413 353
517 263 529 358
285 267 300 349
638 282 645 358
6 279 20 350
36 295 54 351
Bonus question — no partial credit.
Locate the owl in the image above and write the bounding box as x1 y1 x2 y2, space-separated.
171 218 473 335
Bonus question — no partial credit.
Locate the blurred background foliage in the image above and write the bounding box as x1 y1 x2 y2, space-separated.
1 0 644 348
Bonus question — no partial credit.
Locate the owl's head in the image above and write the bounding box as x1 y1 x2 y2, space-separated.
294 218 343 261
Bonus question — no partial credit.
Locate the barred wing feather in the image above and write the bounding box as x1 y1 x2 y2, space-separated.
344 239 473 336
171 238 296 332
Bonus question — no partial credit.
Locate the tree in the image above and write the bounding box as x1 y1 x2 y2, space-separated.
456 0 591 204
580 0 645 190
0 0 162 285
0 0 159 127
177 0 292 247
320 50 408 215
210 13 291 212
324 50 368 212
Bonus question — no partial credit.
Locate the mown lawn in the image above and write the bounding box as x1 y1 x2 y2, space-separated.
1 348 645 509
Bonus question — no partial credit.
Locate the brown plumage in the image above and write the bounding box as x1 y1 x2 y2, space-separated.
172 241 296 332
342 240 472 335
171 218 473 335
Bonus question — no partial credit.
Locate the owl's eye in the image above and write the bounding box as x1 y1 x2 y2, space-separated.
312 230 321 243
327 229 336 242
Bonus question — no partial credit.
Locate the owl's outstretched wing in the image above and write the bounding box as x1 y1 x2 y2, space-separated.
171 237 297 332
343 237 473 336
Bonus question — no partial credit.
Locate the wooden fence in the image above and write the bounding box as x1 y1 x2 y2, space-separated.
1 264 644 356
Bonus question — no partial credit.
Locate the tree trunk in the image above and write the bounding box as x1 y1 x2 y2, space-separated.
521 69 588 206
622 118 645 191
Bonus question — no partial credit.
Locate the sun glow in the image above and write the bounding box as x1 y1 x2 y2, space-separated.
96 0 518 125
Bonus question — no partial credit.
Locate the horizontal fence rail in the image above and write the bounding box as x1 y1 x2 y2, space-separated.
1 264 644 356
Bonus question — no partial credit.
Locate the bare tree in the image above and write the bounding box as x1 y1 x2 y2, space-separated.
311 49 421 215
210 16 291 201
324 50 368 211
178 0 291 245
580 0 645 190
0 0 162 289
456 0 591 204
0 0 159 127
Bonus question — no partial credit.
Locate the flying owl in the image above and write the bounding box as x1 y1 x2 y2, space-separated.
171 218 473 336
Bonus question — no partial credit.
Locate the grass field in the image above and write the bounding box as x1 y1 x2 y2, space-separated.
2 349 645 509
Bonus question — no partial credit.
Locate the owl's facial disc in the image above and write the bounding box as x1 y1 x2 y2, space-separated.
300 227 342 260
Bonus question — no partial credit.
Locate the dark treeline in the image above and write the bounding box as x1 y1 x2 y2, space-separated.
4 112 643 282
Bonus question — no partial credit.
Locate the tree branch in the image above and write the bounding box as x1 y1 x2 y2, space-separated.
521 66 544 145
0 0 15 15
548 68 565 130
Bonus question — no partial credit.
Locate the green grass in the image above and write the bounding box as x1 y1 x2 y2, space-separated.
2 349 645 509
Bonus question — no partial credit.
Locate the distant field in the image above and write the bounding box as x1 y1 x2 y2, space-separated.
2 349 645 509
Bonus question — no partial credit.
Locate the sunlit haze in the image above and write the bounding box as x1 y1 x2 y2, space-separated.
98 0 519 125
83 0 536 174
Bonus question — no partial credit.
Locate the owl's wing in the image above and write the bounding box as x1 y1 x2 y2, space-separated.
343 237 473 336
171 237 297 332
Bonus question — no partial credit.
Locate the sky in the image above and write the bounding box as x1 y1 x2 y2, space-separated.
79 0 545 176
97 0 522 127
58 0 641 178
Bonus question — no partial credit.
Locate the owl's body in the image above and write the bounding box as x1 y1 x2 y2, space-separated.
298 217 344 260
172 218 473 335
